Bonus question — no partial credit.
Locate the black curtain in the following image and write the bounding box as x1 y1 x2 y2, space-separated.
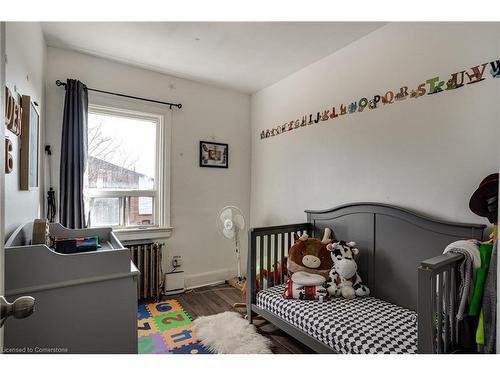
59 79 88 229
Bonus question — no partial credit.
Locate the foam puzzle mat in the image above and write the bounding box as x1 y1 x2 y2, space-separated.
138 299 211 354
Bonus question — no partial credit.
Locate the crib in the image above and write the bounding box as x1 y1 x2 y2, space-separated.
246 203 485 354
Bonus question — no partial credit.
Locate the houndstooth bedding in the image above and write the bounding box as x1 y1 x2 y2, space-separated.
256 284 418 354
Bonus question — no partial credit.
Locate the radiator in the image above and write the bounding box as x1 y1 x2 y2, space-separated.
128 242 163 301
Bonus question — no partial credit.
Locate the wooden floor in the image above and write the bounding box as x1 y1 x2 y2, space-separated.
167 283 313 354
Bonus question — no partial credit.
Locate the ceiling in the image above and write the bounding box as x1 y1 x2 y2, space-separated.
42 22 385 93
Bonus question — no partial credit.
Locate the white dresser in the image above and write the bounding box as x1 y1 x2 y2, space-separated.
3 223 139 354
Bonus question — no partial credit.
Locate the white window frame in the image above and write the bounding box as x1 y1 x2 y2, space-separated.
86 98 171 239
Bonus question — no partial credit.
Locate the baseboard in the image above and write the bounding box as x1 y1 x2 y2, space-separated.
184 267 236 289
187 280 227 290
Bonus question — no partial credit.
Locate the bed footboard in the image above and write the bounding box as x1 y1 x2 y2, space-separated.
418 253 464 354
246 223 311 323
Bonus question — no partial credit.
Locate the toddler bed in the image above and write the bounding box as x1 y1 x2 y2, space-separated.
246 203 485 354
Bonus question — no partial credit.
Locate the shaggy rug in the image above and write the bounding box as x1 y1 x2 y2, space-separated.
192 311 272 354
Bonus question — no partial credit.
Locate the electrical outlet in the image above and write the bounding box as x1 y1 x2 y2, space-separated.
172 255 182 268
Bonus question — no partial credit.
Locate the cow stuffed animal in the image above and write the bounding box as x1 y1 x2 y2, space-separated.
325 241 370 299
283 228 333 301
286 228 334 279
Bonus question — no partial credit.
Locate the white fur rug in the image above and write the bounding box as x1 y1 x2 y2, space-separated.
192 311 272 354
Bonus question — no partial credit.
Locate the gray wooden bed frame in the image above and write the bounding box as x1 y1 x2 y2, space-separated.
246 202 486 354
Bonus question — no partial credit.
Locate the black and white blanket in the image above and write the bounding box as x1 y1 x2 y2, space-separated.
256 284 418 354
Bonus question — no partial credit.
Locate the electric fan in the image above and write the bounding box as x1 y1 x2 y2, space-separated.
217 206 246 288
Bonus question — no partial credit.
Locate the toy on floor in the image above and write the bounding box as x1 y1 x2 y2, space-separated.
325 241 370 299
138 299 211 354
283 228 333 301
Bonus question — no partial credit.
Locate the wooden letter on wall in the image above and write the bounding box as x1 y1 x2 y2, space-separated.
5 137 13 174
5 86 22 136
5 87 14 126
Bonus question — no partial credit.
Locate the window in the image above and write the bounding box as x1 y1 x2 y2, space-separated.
86 105 167 230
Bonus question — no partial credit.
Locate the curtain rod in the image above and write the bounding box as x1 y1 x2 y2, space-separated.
55 80 182 109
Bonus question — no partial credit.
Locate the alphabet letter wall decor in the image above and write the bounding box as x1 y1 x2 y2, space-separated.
259 57 500 140
489 60 500 78
5 137 13 174
5 87 22 136
466 63 488 84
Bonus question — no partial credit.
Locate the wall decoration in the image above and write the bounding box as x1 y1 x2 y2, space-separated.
259 58 500 140
491 63 500 78
4 86 22 136
199 141 228 168
20 95 40 190
4 137 13 174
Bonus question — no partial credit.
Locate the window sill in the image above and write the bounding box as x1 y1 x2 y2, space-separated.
114 226 173 243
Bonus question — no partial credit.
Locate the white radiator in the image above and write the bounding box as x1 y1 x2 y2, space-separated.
128 242 163 301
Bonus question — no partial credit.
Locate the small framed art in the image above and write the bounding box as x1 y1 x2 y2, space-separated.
199 141 228 168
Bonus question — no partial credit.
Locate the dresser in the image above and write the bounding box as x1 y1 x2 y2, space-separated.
4 223 139 353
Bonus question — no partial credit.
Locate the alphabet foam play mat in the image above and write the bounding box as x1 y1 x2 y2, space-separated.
138 299 211 354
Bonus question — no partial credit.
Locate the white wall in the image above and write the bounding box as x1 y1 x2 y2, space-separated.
4 23 46 238
1 21 6 351
251 22 500 228
45 47 251 288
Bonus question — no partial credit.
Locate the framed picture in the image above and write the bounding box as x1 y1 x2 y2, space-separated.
20 95 40 190
199 141 228 168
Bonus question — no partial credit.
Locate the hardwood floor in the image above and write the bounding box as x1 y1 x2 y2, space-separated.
166 283 313 354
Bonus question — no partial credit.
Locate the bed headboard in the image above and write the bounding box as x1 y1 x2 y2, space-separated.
306 203 485 311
